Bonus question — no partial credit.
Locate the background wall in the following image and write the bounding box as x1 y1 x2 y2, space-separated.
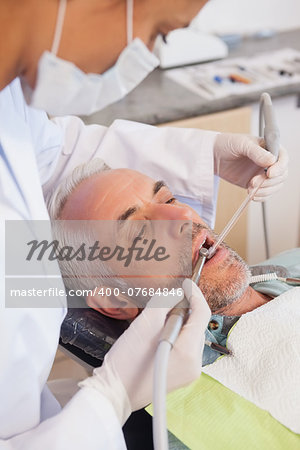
193 0 300 34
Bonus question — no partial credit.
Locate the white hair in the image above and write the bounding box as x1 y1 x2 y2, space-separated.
47 158 131 295
47 158 110 220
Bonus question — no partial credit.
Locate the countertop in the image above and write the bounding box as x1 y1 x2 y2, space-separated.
83 29 300 127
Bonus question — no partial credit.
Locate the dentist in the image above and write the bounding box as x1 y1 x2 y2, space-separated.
0 0 288 448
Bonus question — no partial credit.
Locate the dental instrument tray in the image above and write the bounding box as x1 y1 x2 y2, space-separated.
166 48 300 100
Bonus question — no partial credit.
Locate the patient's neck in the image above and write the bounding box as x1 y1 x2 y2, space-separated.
215 286 271 316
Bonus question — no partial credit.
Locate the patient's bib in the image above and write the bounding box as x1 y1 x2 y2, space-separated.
203 287 300 433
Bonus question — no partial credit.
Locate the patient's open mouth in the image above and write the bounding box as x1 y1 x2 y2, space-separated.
192 232 227 271
192 234 215 269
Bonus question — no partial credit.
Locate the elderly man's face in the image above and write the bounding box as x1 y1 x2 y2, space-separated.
61 168 251 315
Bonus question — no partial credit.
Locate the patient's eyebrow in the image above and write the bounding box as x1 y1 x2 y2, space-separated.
153 180 167 195
118 207 138 222
117 180 168 222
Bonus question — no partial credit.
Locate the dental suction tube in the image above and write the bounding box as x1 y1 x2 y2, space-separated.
259 93 280 259
260 93 280 160
207 92 281 259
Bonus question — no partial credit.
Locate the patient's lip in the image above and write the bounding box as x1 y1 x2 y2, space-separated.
205 246 227 267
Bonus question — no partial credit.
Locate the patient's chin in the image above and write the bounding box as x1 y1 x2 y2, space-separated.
200 253 251 313
200 281 248 313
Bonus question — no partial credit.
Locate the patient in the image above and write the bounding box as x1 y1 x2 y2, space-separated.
48 158 300 365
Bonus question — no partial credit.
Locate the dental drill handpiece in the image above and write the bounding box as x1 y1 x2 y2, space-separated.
153 246 209 450
162 245 231 356
192 247 209 285
153 247 226 450
160 246 209 344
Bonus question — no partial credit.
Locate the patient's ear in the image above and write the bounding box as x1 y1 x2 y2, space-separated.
86 289 139 320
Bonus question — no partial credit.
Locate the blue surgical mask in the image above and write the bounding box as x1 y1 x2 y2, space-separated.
23 0 159 116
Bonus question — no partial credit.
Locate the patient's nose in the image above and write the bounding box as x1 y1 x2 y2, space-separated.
147 203 193 221
145 204 193 242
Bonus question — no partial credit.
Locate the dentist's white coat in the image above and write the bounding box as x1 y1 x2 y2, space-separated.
0 78 216 449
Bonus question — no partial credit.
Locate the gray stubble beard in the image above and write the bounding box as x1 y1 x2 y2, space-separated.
191 223 251 313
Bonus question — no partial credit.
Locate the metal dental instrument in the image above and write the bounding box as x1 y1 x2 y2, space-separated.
192 246 209 284
207 92 280 259
161 244 209 332
205 340 231 356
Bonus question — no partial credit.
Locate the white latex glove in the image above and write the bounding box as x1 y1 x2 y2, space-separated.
214 133 288 201
79 279 210 425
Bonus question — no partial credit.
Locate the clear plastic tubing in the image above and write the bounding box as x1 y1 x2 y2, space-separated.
207 177 265 259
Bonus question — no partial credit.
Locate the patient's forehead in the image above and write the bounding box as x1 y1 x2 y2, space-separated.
60 168 155 220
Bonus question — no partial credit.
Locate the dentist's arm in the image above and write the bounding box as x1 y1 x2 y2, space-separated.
41 116 217 220
80 279 211 419
30 110 287 226
2 281 210 450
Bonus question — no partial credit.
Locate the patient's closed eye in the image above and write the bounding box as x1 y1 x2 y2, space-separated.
165 198 176 204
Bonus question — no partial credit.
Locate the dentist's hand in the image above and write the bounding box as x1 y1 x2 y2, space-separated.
214 133 288 201
79 280 210 425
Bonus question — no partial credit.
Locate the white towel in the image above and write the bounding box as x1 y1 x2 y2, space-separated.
203 287 300 433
